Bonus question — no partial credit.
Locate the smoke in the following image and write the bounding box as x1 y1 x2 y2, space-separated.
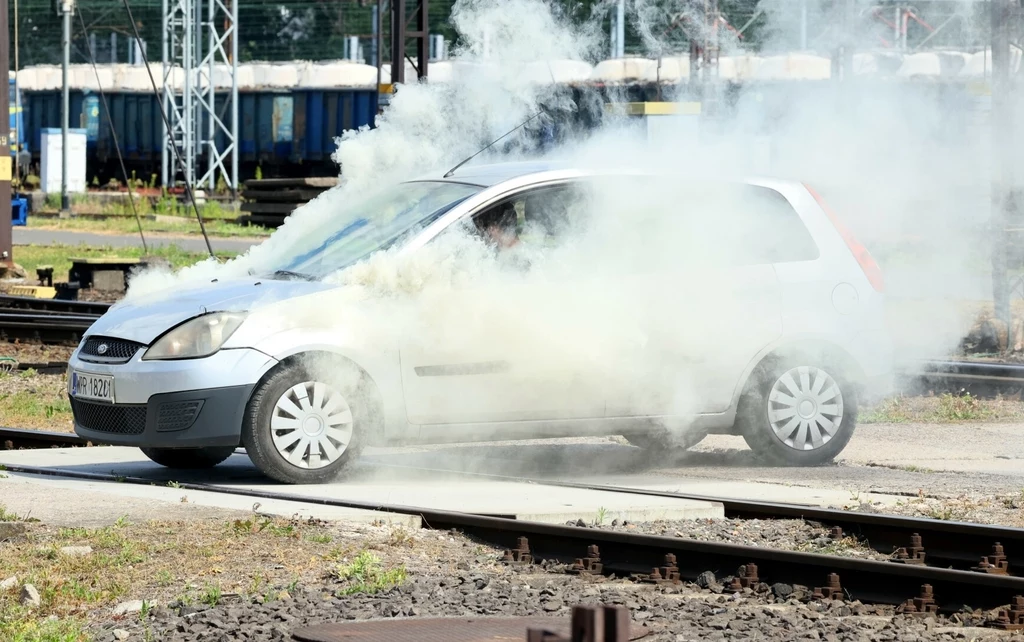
119 0 1009 466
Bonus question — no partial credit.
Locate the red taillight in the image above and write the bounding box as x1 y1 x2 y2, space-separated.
803 183 885 293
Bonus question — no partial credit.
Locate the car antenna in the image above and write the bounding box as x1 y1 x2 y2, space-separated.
443 108 547 178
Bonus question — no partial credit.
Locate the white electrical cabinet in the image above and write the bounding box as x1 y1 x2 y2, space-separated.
40 128 88 194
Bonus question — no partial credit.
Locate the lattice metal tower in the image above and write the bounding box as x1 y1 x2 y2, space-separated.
162 0 238 193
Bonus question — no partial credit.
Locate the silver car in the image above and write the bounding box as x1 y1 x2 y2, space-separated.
67 161 893 484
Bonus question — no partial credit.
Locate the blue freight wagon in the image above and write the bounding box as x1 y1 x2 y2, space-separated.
20 87 378 184
9 77 28 174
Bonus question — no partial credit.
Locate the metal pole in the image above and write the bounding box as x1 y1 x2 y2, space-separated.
390 0 405 84
616 0 625 58
161 0 169 187
375 0 383 89
207 0 215 191
14 0 20 188
230 0 238 197
0 0 12 270
800 0 807 49
991 0 1013 333
61 1 71 215
609 6 616 59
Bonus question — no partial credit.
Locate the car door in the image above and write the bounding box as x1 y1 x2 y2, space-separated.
592 178 786 418
399 181 609 428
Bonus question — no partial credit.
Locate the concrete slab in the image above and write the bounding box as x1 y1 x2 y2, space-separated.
0 446 725 524
0 469 421 529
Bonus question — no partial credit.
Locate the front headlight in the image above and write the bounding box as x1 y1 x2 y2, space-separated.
142 311 247 361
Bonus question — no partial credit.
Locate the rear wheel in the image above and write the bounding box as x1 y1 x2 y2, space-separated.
140 446 237 469
738 357 857 466
241 361 370 484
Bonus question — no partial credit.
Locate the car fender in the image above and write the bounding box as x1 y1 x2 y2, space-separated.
730 333 871 411
243 327 409 443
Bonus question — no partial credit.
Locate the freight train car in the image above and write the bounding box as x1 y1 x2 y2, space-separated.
16 61 380 184
11 49 1008 185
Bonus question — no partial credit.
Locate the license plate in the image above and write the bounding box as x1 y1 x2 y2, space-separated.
69 370 114 403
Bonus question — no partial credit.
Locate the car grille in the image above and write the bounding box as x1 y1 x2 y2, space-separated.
155 400 203 432
71 399 147 435
78 336 145 364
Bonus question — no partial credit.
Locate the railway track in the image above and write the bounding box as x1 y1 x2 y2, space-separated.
0 295 109 344
0 427 92 449
0 435 1023 622
0 294 112 316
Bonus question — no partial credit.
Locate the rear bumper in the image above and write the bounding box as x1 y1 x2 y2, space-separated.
72 384 254 448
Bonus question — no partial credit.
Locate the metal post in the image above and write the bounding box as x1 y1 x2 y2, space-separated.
390 0 405 84
230 0 238 198
0 0 12 270
61 0 71 214
375 0 383 89
609 6 616 59
14 0 20 188
991 0 1014 333
371 3 379 68
161 0 169 187
616 0 625 58
415 0 428 79
800 0 808 50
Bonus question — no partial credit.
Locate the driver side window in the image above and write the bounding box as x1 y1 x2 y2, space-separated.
466 183 586 253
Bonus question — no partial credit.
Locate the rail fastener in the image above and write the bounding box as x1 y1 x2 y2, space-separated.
972 543 1010 576
723 563 761 594
567 545 603 576
632 553 681 586
888 533 927 566
812 573 845 601
896 584 939 616
991 596 1024 631
502 536 534 565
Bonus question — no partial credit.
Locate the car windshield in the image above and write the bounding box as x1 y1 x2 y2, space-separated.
273 180 482 279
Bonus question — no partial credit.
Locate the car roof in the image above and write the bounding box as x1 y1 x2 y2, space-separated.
409 158 802 192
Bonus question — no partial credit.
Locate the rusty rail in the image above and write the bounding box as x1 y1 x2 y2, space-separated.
0 461 1021 616
0 427 92 450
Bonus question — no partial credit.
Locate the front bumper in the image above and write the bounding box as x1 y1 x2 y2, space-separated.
69 346 277 448
72 385 255 448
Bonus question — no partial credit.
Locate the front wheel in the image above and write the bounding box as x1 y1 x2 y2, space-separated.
241 361 369 484
140 446 237 469
738 359 857 466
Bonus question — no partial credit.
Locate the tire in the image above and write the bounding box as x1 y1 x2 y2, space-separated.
241 360 371 484
140 446 237 469
738 356 857 466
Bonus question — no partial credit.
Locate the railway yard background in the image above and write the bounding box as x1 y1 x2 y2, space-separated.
6 0 1024 641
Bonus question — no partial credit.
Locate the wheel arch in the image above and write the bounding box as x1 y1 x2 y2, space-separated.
249 349 389 446
731 336 867 411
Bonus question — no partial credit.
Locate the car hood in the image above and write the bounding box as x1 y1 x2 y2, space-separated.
86 278 333 345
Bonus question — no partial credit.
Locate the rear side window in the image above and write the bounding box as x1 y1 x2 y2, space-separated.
574 177 819 270
728 185 820 264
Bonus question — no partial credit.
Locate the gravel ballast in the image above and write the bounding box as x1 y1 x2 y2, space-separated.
91 566 1020 642
573 517 887 561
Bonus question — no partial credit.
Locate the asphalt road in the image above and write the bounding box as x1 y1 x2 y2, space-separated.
13 228 262 254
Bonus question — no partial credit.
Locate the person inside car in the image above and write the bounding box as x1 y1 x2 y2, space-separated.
475 203 521 250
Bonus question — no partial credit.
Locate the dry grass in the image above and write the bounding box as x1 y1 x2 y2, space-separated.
0 371 73 431
0 509 430 642
854 492 1024 528
860 392 1024 424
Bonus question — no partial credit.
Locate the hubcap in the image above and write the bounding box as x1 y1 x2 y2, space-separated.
767 366 844 451
270 381 354 470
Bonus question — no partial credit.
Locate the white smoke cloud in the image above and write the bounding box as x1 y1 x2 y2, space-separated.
118 0 1010 463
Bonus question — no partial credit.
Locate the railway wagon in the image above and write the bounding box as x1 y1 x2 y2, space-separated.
21 87 378 184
